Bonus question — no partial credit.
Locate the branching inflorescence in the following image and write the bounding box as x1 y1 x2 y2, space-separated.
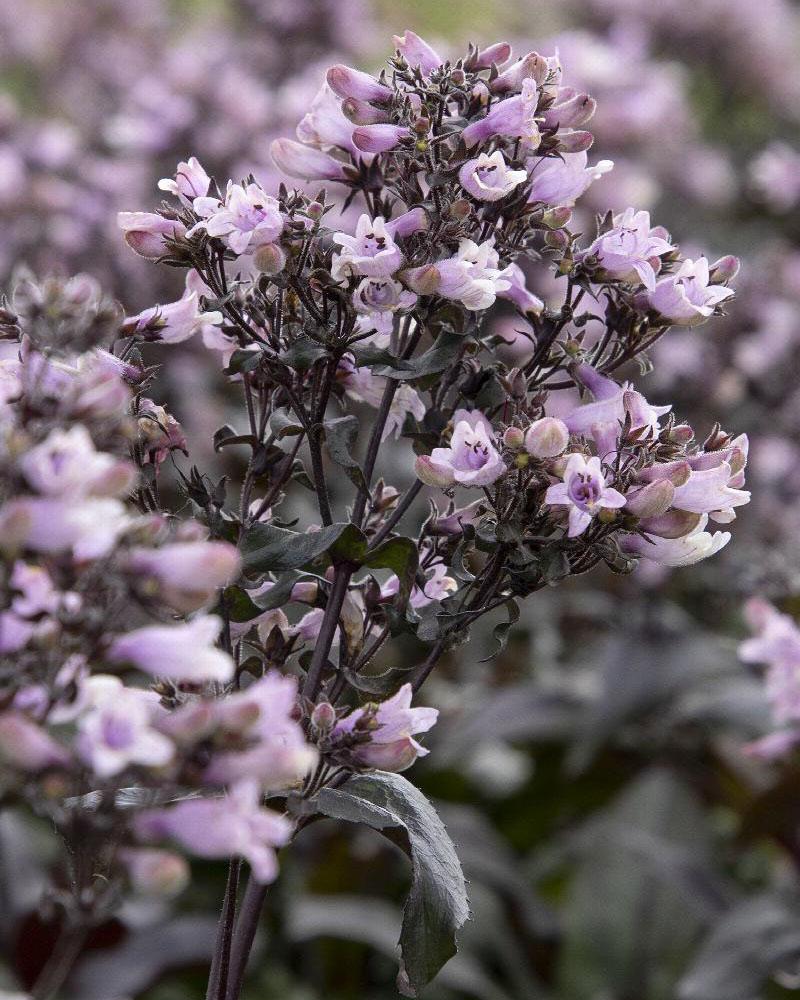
0 31 748 1000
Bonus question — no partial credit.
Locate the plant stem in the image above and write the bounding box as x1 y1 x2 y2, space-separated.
224 877 270 1000
30 924 88 1000
302 563 353 701
369 480 423 548
206 857 242 1000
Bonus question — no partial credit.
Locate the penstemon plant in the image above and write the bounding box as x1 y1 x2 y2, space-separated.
0 30 749 1000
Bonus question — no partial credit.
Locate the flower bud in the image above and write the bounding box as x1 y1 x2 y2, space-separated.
470 41 513 71
121 848 190 898
503 426 525 449
352 124 411 154
311 701 336 733
709 255 741 283
404 264 441 297
557 130 594 153
624 479 675 518
542 206 573 229
448 199 472 221
253 243 287 275
524 417 570 458
326 65 393 103
414 454 455 488
341 98 390 126
306 200 325 221
545 229 569 250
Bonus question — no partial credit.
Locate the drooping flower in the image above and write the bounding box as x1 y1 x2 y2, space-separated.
647 257 736 325
459 151 528 202
580 207 675 290
135 779 292 884
270 139 349 182
202 672 317 791
107 615 234 684
415 409 506 488
296 83 357 154
326 65 394 103
20 425 136 499
331 683 438 772
352 124 411 154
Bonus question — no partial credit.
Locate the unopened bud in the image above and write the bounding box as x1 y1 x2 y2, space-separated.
503 426 525 449
341 98 390 126
709 255 740 284
515 452 530 469
121 848 190 898
311 701 336 733
542 206 572 229
414 454 454 488
450 68 466 86
449 199 472 221
524 417 570 458
624 479 675 518
557 130 594 153
306 201 325 222
598 507 618 525
669 423 694 444
546 229 569 251
253 243 287 275
413 116 431 135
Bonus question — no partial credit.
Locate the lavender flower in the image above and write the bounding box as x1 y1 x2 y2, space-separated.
416 409 506 487
544 453 626 536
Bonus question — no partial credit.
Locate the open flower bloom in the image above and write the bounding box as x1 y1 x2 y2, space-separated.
647 257 735 325
202 672 317 792
157 157 211 202
190 181 283 254
270 138 349 182
0 496 131 560
332 214 404 279
393 30 442 74
332 683 438 772
545 453 626 536
581 207 675 290
459 151 528 202
20 425 136 499
527 151 613 207
382 559 458 609
108 615 234 683
135 779 293 884
406 239 512 311
416 409 506 487
76 681 173 778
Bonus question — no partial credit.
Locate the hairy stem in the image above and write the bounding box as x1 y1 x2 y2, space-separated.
30 924 88 1000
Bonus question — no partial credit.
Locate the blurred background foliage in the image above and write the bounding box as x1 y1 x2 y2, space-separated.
2 0 800 997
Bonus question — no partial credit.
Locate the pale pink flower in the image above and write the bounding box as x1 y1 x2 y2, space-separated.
620 514 731 566
580 207 675 290
647 257 735 326
158 156 211 201
20 426 135 499
108 615 234 684
126 541 241 612
332 683 438 772
459 151 528 202
416 409 506 488
124 292 223 346
135 779 292 884
117 212 186 260
545 453 626 537
527 151 613 206
332 214 404 280
190 181 283 255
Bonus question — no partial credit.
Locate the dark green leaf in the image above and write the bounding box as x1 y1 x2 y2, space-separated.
280 337 328 370
480 599 520 662
317 772 470 997
270 407 305 439
240 522 359 572
324 415 367 492
364 537 419 609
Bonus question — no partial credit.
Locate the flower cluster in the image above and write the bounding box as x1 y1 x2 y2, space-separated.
3 28 752 1000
